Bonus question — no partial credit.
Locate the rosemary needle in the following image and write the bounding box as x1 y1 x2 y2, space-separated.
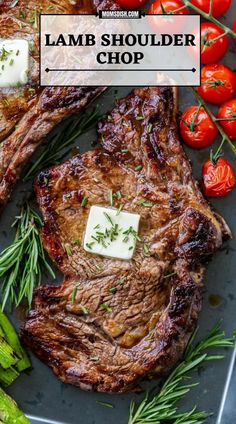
0 204 55 310
23 106 100 181
128 322 234 424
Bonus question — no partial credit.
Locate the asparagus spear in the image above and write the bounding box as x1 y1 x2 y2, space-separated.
0 311 30 372
0 366 19 387
0 388 29 423
0 337 18 370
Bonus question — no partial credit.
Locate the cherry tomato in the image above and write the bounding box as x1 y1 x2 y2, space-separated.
218 99 236 140
198 64 236 105
148 0 189 32
180 106 218 149
200 22 229 64
233 20 236 35
191 0 231 18
117 0 148 9
202 157 236 197
148 0 189 14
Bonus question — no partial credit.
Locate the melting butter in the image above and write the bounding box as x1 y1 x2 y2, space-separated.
0 39 29 88
84 206 140 260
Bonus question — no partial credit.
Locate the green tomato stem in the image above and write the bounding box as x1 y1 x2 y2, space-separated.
182 0 236 38
190 88 236 156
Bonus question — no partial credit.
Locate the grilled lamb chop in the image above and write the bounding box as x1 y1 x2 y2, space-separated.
22 87 230 393
0 0 120 210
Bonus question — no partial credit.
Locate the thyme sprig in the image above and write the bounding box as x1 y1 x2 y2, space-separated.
128 322 234 424
23 107 100 181
0 204 55 310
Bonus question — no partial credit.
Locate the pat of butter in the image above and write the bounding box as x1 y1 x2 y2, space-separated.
0 39 29 88
84 206 140 260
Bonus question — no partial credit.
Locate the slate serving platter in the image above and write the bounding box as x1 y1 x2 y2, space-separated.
1 4 236 423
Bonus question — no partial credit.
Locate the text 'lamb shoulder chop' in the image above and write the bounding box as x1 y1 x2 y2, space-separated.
22 87 230 393
0 0 120 211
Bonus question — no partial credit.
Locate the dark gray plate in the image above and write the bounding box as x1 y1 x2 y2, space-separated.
1 6 236 423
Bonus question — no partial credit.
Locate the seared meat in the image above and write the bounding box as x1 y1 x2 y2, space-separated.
22 87 230 393
0 0 120 210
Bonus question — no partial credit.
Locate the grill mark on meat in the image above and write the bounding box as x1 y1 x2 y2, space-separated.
0 0 121 211
22 87 231 392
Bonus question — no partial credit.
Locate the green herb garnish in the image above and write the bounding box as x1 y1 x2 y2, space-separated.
143 244 150 257
109 287 117 295
71 287 78 304
139 199 154 208
18 10 26 19
47 5 56 10
163 272 176 279
29 9 38 29
123 227 141 243
23 107 100 181
115 191 122 200
103 212 114 226
0 47 12 62
10 0 19 6
108 189 113 207
96 400 114 409
0 204 55 309
28 88 36 95
65 245 73 257
116 204 124 215
90 356 100 362
80 305 89 315
95 264 103 271
128 322 234 424
81 196 88 208
73 239 81 247
86 242 94 250
100 303 112 313
135 165 143 172
146 330 155 341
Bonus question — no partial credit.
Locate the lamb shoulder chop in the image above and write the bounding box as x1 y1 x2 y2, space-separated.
22 87 230 393
0 0 120 210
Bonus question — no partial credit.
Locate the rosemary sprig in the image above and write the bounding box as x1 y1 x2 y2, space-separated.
0 204 55 310
23 107 100 181
128 322 234 424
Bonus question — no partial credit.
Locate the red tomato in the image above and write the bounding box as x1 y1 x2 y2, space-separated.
180 106 218 149
218 99 236 140
198 64 236 105
233 20 236 35
202 157 236 197
148 0 189 14
117 0 148 9
191 0 231 18
200 22 229 64
148 0 189 32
